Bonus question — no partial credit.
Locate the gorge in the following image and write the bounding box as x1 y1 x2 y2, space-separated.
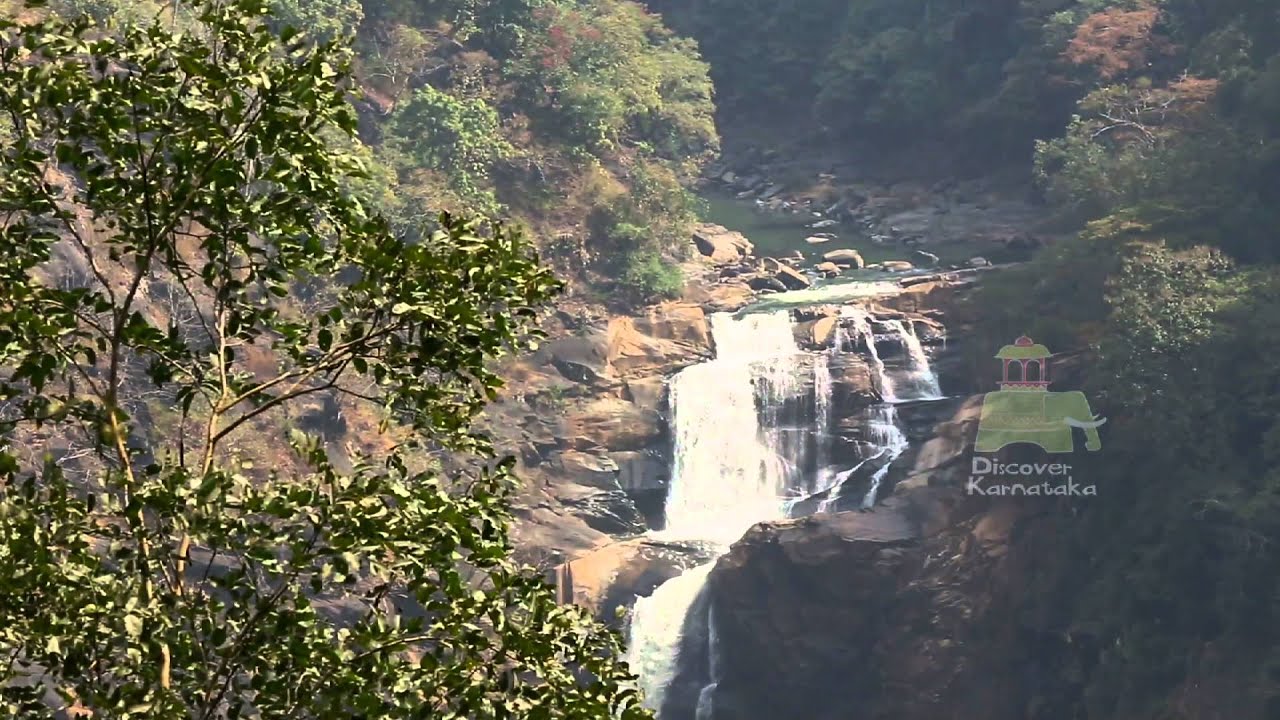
625 298 950 718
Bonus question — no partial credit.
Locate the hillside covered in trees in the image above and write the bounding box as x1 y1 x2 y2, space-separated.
24 0 720 305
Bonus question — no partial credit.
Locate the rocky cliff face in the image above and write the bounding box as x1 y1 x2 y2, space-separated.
499 221 980 604
695 391 1101 720
491 298 720 564
698 382 1268 720
492 231 783 566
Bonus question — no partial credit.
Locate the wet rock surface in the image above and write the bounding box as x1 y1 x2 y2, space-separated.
553 538 717 628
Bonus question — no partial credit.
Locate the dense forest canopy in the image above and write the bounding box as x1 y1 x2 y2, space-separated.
31 0 720 305
654 0 1280 173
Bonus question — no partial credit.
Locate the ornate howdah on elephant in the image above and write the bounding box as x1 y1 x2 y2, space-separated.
974 336 1105 454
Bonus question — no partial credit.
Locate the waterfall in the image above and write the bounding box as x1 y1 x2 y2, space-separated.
881 318 943 400
661 311 802 543
814 307 939 511
845 307 895 401
811 350 835 498
814 354 833 442
694 602 720 720
627 563 716 711
859 406 909 507
626 303 944 716
629 310 805 714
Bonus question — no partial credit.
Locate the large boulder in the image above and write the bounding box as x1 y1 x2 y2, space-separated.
553 451 621 488
899 394 983 491
552 539 714 624
606 316 709 376
700 503 926 720
747 275 787 293
693 223 754 264
699 482 979 720
814 261 842 277
554 482 646 536
822 249 865 268
684 280 756 313
622 375 667 412
541 332 612 384
830 354 881 408
509 490 613 566
544 452 648 535
882 260 915 272
879 281 968 315
754 256 810 290
759 257 783 273
793 314 839 350
563 397 663 452
773 263 811 291
634 302 711 350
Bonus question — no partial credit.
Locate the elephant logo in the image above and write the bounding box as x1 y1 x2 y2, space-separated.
974 336 1105 454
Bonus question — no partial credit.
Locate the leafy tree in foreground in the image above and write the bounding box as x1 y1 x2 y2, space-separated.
0 0 648 717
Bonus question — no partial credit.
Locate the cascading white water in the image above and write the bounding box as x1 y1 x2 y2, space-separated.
846 308 896 401
859 406 909 508
628 310 805 714
626 303 944 716
810 351 835 499
881 319 943 400
660 311 802 543
628 563 716 713
814 354 833 444
694 601 720 720
814 307 940 511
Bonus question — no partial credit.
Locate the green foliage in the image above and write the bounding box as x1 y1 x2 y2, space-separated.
0 1 649 716
509 0 717 162
815 16 946 133
267 0 363 43
51 0 175 26
652 0 848 110
660 0 1065 153
965 4 1280 699
1025 245 1280 716
960 6 1280 712
618 160 704 254
390 85 511 216
349 0 718 302
584 159 699 298
358 22 433 97
617 250 683 302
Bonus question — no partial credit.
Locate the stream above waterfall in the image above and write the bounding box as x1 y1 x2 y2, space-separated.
625 291 949 717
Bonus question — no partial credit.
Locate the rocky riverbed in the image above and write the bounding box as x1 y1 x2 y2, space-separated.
696 151 1053 268
488 208 991 595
